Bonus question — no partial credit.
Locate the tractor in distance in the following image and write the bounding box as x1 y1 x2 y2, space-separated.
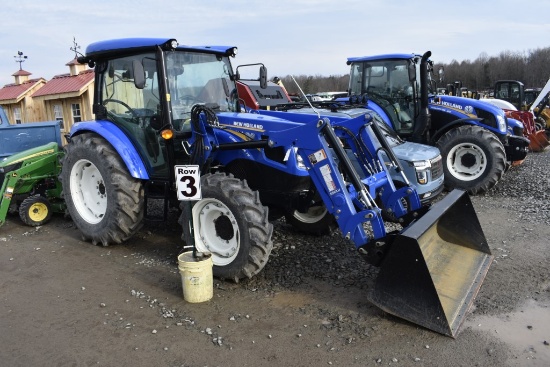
492 78 550 137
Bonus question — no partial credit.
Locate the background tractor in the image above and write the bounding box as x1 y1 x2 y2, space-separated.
0 142 65 227
492 78 550 138
344 52 530 194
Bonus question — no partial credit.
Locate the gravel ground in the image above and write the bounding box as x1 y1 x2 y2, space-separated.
0 148 549 367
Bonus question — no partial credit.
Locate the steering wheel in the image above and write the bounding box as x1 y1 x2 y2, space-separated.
103 98 140 122
179 95 205 105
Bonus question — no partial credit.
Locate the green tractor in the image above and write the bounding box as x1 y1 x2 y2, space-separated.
0 142 65 227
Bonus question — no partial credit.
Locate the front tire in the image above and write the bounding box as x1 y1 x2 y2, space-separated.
61 133 144 246
437 125 506 195
19 195 52 226
178 173 273 282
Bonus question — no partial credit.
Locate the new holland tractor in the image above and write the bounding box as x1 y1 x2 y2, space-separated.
62 38 493 337
344 52 530 194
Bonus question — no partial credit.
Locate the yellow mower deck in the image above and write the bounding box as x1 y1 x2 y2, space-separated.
368 190 493 337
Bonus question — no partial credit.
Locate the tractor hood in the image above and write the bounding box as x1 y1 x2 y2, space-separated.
430 95 508 133
431 95 506 118
392 141 440 162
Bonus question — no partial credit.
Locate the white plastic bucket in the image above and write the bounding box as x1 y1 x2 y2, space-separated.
177 252 213 303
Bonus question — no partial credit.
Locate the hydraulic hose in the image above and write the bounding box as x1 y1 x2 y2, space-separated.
320 118 376 209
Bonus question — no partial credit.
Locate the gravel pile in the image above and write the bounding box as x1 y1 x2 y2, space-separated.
474 149 550 225
249 222 378 291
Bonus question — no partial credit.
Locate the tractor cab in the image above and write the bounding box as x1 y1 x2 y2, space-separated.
494 80 526 110
347 54 432 140
80 39 240 180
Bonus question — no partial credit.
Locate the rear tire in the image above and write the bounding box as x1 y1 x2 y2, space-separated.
437 125 506 195
284 205 335 235
61 133 144 246
178 173 273 282
19 195 52 226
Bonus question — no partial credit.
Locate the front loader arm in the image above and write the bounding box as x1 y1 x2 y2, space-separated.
262 115 399 252
189 108 418 259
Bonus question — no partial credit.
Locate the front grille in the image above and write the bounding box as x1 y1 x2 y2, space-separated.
513 125 524 136
475 108 497 129
430 155 443 179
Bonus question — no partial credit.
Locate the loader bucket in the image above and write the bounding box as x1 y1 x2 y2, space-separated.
505 109 550 152
367 189 493 337
527 130 550 152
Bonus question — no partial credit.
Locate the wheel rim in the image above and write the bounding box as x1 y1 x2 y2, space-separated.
446 143 487 181
28 202 48 222
292 205 328 224
69 159 107 224
194 198 240 266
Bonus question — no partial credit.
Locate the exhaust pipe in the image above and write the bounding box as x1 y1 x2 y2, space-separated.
412 51 432 144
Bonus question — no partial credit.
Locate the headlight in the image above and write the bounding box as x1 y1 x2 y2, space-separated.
413 160 431 185
296 152 306 169
413 160 430 170
287 147 307 169
497 115 506 132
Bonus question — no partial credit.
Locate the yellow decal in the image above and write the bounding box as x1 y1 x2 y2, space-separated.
11 149 56 165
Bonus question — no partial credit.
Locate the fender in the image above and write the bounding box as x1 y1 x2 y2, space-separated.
69 120 149 179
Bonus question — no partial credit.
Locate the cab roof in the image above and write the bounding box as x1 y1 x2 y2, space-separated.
82 38 236 61
346 53 420 65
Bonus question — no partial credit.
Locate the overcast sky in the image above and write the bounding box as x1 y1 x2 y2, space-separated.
1 0 549 87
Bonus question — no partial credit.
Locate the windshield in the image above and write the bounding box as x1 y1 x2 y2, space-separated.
350 59 418 135
350 60 411 97
166 51 237 124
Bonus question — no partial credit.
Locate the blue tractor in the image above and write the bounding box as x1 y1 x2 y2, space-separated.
345 52 530 194
62 38 493 337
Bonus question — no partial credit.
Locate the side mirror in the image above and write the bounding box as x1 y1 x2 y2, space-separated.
133 60 146 89
259 65 267 89
149 115 163 130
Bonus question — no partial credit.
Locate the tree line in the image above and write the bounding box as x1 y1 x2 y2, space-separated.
276 46 550 96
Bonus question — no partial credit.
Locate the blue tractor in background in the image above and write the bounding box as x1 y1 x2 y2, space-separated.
345 51 530 194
